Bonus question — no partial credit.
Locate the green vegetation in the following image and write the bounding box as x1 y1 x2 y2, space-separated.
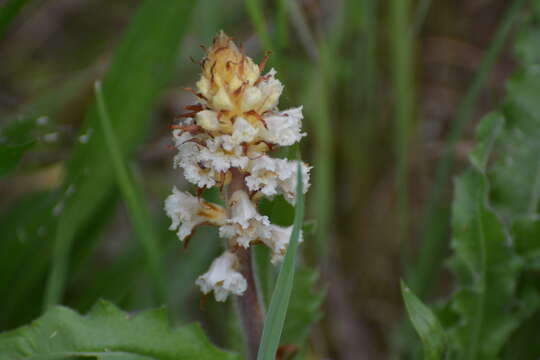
1 1 540 359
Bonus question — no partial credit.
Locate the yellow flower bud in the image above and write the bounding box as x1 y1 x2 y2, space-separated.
196 31 267 133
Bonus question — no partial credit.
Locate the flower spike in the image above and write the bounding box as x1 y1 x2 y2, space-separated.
165 31 311 301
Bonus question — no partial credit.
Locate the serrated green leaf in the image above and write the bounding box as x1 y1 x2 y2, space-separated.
401 280 446 360
281 266 323 347
512 218 540 269
0 300 239 360
489 63 540 219
515 28 540 66
468 112 504 173
449 170 524 359
442 19 540 359
0 140 35 177
410 0 528 301
502 313 540 360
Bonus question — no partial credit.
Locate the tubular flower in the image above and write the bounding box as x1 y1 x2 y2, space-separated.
195 251 247 302
263 225 304 264
165 31 311 302
219 190 271 249
164 187 226 241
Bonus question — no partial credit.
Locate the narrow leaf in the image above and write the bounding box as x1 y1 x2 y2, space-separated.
44 0 195 308
282 265 324 347
95 81 167 305
244 0 272 51
401 280 446 360
257 161 304 360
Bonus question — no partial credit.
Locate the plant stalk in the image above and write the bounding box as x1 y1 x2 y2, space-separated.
235 247 265 360
228 169 265 360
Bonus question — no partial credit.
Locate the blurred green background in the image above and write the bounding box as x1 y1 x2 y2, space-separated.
0 0 532 359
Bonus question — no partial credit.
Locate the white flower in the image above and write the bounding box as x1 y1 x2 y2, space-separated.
172 130 249 188
261 107 306 146
227 190 261 228
212 87 234 110
174 143 218 189
168 33 313 302
245 156 280 197
196 77 211 100
262 225 304 264
241 86 263 111
178 158 218 188
275 160 312 204
196 110 220 131
164 187 226 241
195 251 247 302
256 69 284 112
240 69 283 113
199 135 249 172
219 190 271 248
245 156 312 204
172 129 217 187
231 117 258 144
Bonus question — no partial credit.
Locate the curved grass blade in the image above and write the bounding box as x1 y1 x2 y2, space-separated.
43 0 195 309
257 161 304 360
275 0 289 49
94 81 167 305
282 265 324 347
244 0 272 51
390 0 414 251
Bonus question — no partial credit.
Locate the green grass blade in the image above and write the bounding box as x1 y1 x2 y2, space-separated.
0 0 31 38
257 161 304 360
412 0 432 34
275 0 289 49
43 0 195 309
301 1 347 260
307 75 332 260
94 81 167 305
390 0 414 249
409 0 529 298
244 0 272 51
401 281 447 360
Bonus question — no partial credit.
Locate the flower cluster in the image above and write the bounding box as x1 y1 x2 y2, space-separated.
165 31 311 302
